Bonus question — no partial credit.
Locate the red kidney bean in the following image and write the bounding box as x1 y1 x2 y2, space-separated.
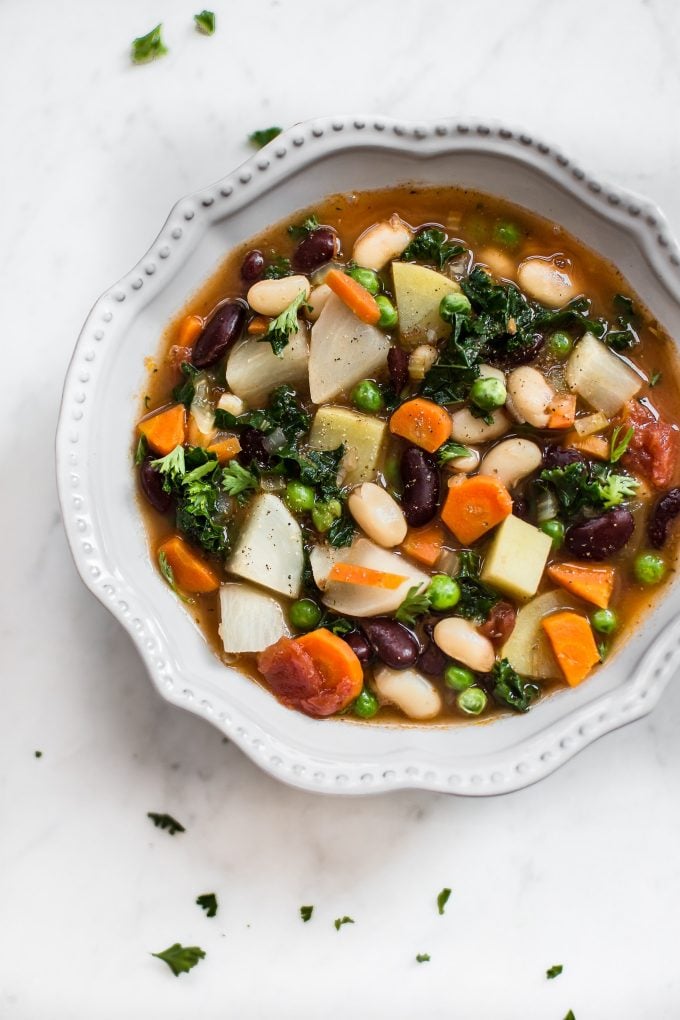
565 508 635 560
387 347 409 395
241 249 265 283
648 487 680 548
140 460 172 513
417 640 447 676
192 300 247 369
512 496 530 521
479 601 516 645
400 446 440 526
543 445 584 469
361 618 419 670
292 228 337 273
342 630 372 665
498 333 545 366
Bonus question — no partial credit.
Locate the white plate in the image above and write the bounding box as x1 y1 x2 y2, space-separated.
56 115 680 796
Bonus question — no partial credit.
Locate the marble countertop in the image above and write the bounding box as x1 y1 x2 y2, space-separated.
3 0 680 1016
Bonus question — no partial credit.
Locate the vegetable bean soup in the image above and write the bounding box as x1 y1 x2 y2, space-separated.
135 187 680 724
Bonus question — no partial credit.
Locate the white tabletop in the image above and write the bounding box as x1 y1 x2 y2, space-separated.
3 1 680 1016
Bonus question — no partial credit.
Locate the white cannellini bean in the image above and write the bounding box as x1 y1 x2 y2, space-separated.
247 275 311 317
517 255 579 308
306 283 332 322
433 618 495 673
506 366 555 428
408 344 439 381
217 392 247 416
478 247 516 280
478 363 506 385
352 214 414 271
347 482 407 548
479 437 543 489
450 407 511 444
444 447 481 474
373 666 442 720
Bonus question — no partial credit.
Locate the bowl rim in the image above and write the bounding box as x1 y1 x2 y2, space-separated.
56 114 680 797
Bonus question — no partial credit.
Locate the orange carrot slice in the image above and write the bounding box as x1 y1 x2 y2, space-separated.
547 394 577 429
541 611 600 686
138 404 186 455
547 562 616 609
401 522 445 567
247 316 269 336
327 563 407 590
441 475 513 545
389 398 453 453
296 628 363 694
177 314 204 348
157 535 220 594
207 437 241 463
325 268 381 325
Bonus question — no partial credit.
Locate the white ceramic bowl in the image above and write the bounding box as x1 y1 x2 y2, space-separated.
56 115 680 797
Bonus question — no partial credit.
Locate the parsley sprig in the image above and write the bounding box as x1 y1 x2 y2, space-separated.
131 24 168 64
222 461 258 503
152 943 205 977
261 290 309 355
609 425 634 464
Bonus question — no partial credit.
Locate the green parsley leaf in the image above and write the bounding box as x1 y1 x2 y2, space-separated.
172 362 200 407
182 458 218 487
152 445 186 489
176 466 229 555
598 473 639 510
437 441 472 464
334 916 354 931
300 905 314 922
194 10 216 34
609 425 635 464
263 255 292 279
158 551 190 603
416 953 431 963
131 24 168 64
151 943 205 977
288 214 319 240
402 228 465 270
34 750 42 758
222 461 258 503
396 584 431 626
135 435 149 465
564 1012 576 1020
650 371 662 387
261 289 309 356
491 658 539 713
147 812 185 835
546 964 563 979
249 127 282 149
437 888 451 915
196 893 218 917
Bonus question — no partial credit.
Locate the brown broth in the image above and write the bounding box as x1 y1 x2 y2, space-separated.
136 186 680 724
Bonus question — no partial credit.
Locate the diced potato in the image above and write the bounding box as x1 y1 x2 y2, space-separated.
501 590 579 679
219 583 290 653
373 666 442 720
309 294 391 404
322 538 428 617
566 333 642 416
392 262 461 349
481 515 552 601
226 324 309 406
308 405 387 486
574 411 609 437
309 543 344 590
227 493 303 598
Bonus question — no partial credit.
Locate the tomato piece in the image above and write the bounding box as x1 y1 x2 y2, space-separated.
168 345 193 371
621 401 677 489
257 637 360 718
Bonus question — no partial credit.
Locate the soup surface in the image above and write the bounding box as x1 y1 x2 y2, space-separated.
134 186 680 724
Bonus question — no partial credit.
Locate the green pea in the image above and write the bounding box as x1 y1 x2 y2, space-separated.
492 220 521 249
444 664 475 692
351 379 384 414
540 519 565 549
591 608 618 635
427 575 461 611
456 686 488 715
634 552 667 586
375 295 398 329
289 599 322 631
346 266 381 295
548 331 573 361
439 292 472 322
354 687 379 719
311 499 342 533
285 481 315 514
470 376 507 411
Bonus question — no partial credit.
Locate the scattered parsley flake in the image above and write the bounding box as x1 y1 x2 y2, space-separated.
396 584 431 626
249 127 282 149
147 812 185 836
546 964 563 979
609 425 634 464
650 371 662 387
437 888 451 915
196 893 218 917
288 214 320 240
194 10 216 34
34 750 42 758
135 435 149 465
437 441 472 465
334 916 354 931
263 255 292 279
416 953 431 963
300 905 313 922
151 445 186 488
151 943 205 977
261 289 309 356
131 24 168 64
